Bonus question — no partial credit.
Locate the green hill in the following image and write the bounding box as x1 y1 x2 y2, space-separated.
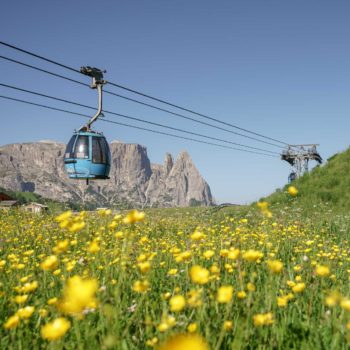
263 147 350 213
0 186 73 212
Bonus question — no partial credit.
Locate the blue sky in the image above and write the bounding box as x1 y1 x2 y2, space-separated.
1 0 350 204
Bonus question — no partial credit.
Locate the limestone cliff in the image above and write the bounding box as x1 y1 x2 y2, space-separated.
0 140 213 207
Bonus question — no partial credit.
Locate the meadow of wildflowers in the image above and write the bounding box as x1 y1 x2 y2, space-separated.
1 192 350 349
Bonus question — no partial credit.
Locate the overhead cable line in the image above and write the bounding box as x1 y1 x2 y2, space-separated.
0 94 278 158
0 54 283 149
0 41 80 74
0 55 86 87
0 83 280 155
106 80 289 146
0 41 289 146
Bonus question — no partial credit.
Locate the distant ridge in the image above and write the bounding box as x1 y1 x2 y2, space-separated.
0 140 214 208
38 139 62 144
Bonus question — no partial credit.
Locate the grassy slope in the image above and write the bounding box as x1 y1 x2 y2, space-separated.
0 186 70 212
260 147 350 214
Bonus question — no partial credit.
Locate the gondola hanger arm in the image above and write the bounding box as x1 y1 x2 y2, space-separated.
79 66 107 132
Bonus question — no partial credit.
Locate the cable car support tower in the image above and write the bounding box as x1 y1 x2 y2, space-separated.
281 144 322 182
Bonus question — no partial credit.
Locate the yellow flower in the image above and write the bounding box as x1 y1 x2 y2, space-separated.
190 265 209 285
58 276 98 315
223 321 233 330
287 280 296 288
340 298 350 311
137 254 147 262
257 201 269 211
55 211 72 223
157 322 169 332
169 295 186 312
139 236 149 244
3 315 20 329
14 295 28 304
68 221 86 233
253 313 274 327
66 260 76 272
243 250 264 262
325 291 341 307
59 219 71 229
203 250 215 259
123 210 145 224
277 296 289 307
113 213 122 220
175 251 192 263
138 261 151 274
187 323 197 333
168 315 177 326
97 208 112 216
40 255 58 271
48 297 58 305
53 269 61 276
295 275 302 282
210 265 220 275
257 202 273 217
39 308 48 317
267 260 283 274
247 282 256 292
220 249 229 257
292 283 306 293
157 315 176 332
168 269 178 276
217 286 234 303
21 281 38 293
16 306 35 319
158 333 209 350
146 337 159 346
115 231 124 239
287 186 298 196
162 292 172 300
41 318 71 341
53 240 69 254
228 248 240 260
237 291 247 299
132 280 150 293
315 265 330 277
190 230 204 241
108 221 118 230
87 240 100 254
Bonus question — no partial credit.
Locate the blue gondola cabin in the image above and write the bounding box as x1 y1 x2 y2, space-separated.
64 131 111 180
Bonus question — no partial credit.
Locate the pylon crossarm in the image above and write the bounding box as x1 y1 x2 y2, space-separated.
281 144 322 181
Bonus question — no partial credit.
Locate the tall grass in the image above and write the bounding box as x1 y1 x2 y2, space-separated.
1 204 350 349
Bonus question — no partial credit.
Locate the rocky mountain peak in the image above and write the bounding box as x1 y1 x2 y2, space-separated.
178 150 191 160
164 153 174 176
0 141 214 208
